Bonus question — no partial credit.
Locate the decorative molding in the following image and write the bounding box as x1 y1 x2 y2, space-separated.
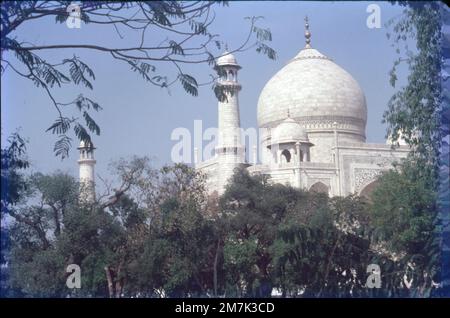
215 146 245 155
263 118 366 138
299 118 364 131
290 55 332 62
353 168 382 193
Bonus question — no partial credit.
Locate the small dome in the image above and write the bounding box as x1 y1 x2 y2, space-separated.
271 117 309 144
216 51 240 68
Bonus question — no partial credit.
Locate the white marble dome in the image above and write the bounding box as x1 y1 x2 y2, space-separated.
217 51 239 67
271 117 309 144
257 47 367 138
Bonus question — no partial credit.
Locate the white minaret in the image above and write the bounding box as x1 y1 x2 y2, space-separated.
78 140 96 202
215 51 245 193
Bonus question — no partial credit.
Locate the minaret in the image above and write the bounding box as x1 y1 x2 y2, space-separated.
77 140 96 202
214 51 245 193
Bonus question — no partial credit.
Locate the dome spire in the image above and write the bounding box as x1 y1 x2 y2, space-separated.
304 16 311 49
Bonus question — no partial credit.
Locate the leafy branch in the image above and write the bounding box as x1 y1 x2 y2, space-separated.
1 1 276 158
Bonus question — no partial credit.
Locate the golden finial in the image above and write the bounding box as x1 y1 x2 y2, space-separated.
304 16 311 48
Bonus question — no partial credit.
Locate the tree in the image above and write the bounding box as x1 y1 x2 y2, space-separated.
1 1 276 158
219 168 305 297
81 157 156 297
218 168 376 298
385 1 441 180
384 1 444 296
3 171 83 297
4 171 78 249
1 133 29 297
1 132 29 211
131 164 216 297
5 155 442 298
4 157 219 298
370 160 439 297
272 194 373 297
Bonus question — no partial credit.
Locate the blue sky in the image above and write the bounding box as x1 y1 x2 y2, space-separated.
1 1 412 186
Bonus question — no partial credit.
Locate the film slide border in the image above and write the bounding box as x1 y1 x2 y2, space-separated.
439 2 450 297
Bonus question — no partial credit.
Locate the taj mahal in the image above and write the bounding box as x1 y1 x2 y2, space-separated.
194 18 410 197
76 18 410 200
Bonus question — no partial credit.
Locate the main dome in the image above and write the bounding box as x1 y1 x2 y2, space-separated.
257 47 367 137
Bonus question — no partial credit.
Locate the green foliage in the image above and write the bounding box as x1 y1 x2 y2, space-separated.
2 159 215 297
179 74 198 97
370 159 439 296
4 37 101 159
381 1 441 297
2 154 439 298
216 170 397 298
63 57 96 89
384 2 441 181
9 244 67 297
272 195 372 297
220 169 317 296
1 133 29 209
1 133 29 297
255 43 277 60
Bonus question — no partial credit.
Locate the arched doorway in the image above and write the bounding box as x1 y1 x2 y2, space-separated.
281 149 291 163
359 180 379 200
310 182 329 195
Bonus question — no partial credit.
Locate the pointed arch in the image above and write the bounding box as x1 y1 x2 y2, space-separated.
310 181 329 195
359 179 380 200
228 70 235 81
281 149 291 163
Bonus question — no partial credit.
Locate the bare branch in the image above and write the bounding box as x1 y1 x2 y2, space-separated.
1 1 275 159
